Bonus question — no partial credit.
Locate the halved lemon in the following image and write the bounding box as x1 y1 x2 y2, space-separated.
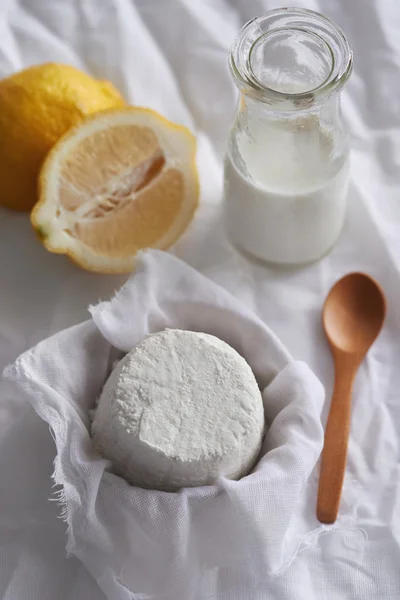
31 107 199 273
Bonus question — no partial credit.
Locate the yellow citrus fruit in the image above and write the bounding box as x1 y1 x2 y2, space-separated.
31 107 199 273
0 63 125 211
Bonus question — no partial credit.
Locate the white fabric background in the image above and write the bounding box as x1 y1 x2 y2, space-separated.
1 0 400 598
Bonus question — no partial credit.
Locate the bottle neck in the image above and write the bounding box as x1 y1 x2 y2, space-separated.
231 91 349 188
230 8 352 112
236 93 345 150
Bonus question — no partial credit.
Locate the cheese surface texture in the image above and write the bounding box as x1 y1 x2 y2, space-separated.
91 329 265 491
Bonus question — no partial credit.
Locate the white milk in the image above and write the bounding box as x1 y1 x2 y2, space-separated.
224 118 350 265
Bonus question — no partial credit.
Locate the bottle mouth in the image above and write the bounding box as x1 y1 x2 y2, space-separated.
230 8 353 109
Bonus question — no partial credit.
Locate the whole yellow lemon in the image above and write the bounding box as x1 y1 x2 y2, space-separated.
0 63 125 211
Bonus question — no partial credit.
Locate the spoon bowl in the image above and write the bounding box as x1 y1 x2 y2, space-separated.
317 272 386 524
323 272 386 354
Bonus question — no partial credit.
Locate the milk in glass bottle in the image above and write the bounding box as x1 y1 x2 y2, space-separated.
224 8 353 265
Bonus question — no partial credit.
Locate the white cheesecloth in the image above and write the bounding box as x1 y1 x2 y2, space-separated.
4 249 325 600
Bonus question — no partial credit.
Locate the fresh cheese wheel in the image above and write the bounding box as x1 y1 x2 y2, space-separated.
91 329 265 491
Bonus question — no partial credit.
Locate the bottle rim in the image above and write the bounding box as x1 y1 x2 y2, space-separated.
229 7 353 110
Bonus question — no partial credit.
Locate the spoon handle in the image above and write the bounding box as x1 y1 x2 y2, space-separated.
317 357 357 524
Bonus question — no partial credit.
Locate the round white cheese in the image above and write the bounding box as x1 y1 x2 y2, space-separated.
91 329 265 491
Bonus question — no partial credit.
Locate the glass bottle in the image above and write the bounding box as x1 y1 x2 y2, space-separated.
224 8 353 265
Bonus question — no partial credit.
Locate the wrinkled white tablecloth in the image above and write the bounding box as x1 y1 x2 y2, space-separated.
1 0 400 598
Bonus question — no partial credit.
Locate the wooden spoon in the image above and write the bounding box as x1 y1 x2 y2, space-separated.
317 272 386 524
